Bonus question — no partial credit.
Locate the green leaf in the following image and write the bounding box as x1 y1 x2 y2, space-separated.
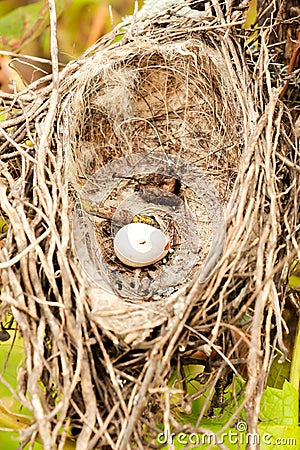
289 260 300 291
0 331 28 413
267 353 291 389
260 381 298 426
0 331 38 449
0 329 76 449
258 425 300 449
0 0 66 52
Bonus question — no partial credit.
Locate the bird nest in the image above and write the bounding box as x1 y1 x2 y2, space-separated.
0 1 299 449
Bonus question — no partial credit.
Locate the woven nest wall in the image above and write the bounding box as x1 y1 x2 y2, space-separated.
0 1 299 449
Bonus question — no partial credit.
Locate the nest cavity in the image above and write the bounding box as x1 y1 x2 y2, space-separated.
60 32 244 343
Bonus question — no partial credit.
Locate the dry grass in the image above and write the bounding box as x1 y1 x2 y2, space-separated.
0 1 299 449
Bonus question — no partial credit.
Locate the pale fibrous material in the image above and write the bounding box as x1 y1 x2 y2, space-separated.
113 222 169 267
136 0 210 20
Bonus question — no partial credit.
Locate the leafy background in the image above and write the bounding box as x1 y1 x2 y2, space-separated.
0 0 140 90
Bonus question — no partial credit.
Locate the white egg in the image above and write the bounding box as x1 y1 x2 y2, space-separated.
113 222 170 268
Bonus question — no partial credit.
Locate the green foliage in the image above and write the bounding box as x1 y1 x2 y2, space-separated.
0 0 66 52
56 0 137 61
260 381 298 426
0 0 138 66
259 381 300 449
0 330 42 449
267 352 291 389
289 260 300 291
0 329 76 449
